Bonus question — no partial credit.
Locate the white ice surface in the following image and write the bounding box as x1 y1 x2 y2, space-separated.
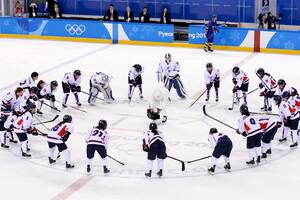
0 38 300 200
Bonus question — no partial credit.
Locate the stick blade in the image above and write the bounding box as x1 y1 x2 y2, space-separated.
202 105 208 116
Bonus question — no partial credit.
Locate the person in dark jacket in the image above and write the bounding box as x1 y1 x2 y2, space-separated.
160 7 171 24
103 4 119 21
51 3 62 18
257 13 265 29
29 3 38 18
124 6 134 22
264 12 280 30
139 7 150 23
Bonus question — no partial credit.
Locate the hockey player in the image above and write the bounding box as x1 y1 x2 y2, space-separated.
36 80 58 114
13 102 38 157
147 84 169 123
204 15 218 52
275 79 297 98
19 72 39 89
256 68 277 111
143 122 167 177
204 63 220 102
2 111 19 147
1 87 24 113
0 111 11 148
62 70 82 107
157 53 187 99
207 128 232 174
258 117 278 158
236 104 262 165
85 119 110 174
47 115 75 168
232 66 249 105
274 93 299 148
88 71 114 104
128 64 144 100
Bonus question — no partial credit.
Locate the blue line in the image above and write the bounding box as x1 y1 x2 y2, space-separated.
0 44 113 91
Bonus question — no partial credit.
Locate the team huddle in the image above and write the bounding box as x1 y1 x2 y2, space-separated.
0 53 299 177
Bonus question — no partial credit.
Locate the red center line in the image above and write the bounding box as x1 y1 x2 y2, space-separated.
50 175 95 200
191 53 257 99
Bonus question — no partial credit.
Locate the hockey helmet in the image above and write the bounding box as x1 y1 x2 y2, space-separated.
232 66 240 75
98 119 107 130
50 80 58 87
240 104 250 116
74 70 81 77
133 64 142 72
273 95 282 105
209 128 218 135
165 53 172 61
63 115 72 123
282 91 290 100
256 68 265 78
149 122 158 131
15 87 24 96
277 79 286 86
31 72 39 79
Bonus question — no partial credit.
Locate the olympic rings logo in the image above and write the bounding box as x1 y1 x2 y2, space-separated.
65 24 86 35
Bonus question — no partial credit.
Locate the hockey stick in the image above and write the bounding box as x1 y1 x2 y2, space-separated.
81 91 104 101
189 89 207 108
236 87 259 100
108 155 125 166
203 105 236 130
167 155 185 171
251 111 279 117
187 155 212 164
228 93 236 110
33 115 59 126
42 101 61 112
35 128 48 137
255 71 272 91
56 100 87 113
128 86 136 104
34 116 51 131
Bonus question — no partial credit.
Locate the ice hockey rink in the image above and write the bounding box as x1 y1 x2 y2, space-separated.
0 38 300 200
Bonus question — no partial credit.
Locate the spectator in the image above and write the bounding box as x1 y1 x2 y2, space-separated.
264 12 280 30
160 7 171 24
15 0 23 17
45 0 59 18
124 6 134 22
51 3 62 18
29 3 38 18
257 13 265 29
103 4 119 21
139 7 150 23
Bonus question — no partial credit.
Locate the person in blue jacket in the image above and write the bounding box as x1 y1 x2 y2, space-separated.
204 15 219 52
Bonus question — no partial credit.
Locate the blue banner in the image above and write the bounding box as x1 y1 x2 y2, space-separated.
266 30 300 50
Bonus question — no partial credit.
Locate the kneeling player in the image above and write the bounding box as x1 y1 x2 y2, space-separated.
85 120 110 174
207 128 232 174
258 117 278 158
147 85 169 123
36 80 58 114
13 103 38 157
204 63 220 102
128 64 144 100
88 72 114 104
236 104 262 165
143 123 167 177
47 115 75 168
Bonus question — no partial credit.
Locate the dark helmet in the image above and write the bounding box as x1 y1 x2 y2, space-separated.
149 122 158 131
240 104 250 116
273 95 282 105
291 87 299 96
206 63 213 69
282 91 290 100
74 70 81 77
63 115 72 123
98 119 107 130
232 66 240 75
277 79 286 86
27 102 36 110
209 128 218 135
50 80 58 87
165 53 172 60
256 68 265 78
31 72 39 78
133 64 142 72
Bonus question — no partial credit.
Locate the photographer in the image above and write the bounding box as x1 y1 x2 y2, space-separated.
257 13 265 29
264 12 281 30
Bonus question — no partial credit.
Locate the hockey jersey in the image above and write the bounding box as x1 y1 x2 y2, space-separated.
19 77 36 89
128 66 144 81
85 127 109 148
62 72 81 87
90 72 112 88
1 91 23 112
204 67 220 85
261 73 277 92
208 133 228 148
157 60 180 80
258 117 277 133
47 122 74 144
143 130 165 147
278 100 300 122
233 70 249 87
238 115 262 137
13 111 34 134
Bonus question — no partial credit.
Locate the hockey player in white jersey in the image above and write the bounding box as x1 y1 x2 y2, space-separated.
13 102 38 157
147 84 169 123
258 117 278 158
207 128 232 174
256 68 277 111
143 123 167 177
47 115 75 168
88 71 114 104
128 64 144 100
1 87 24 114
1 111 19 148
62 70 82 107
85 120 110 174
19 72 39 89
157 53 187 99
204 63 220 102
236 104 262 165
36 80 58 114
232 66 249 105
274 93 299 148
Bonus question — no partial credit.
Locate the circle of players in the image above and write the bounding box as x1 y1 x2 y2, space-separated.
0 53 299 177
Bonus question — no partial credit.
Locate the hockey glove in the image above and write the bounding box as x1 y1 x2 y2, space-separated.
75 86 81 92
259 83 264 89
241 132 247 137
259 92 265 96
62 132 71 142
232 87 238 93
276 121 282 128
232 78 237 85
143 144 149 152
214 77 220 82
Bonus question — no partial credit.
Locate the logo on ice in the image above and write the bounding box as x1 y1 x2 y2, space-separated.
65 24 86 35
158 31 173 38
